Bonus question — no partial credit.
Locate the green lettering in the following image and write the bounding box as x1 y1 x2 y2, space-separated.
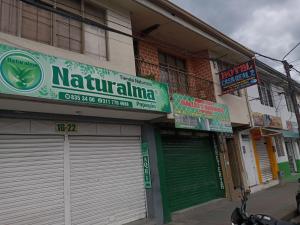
132 86 147 99
52 66 70 86
85 75 95 90
127 82 132 96
117 83 127 96
147 90 155 100
71 74 84 88
107 81 116 94
95 79 108 92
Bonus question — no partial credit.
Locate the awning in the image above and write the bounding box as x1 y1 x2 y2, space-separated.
282 130 299 138
260 128 282 137
251 127 282 137
251 127 300 138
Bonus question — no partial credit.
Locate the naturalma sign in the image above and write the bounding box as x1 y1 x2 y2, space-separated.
0 44 171 113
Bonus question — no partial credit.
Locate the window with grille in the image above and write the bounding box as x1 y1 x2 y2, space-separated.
285 93 294 112
158 52 188 95
0 0 107 60
258 81 274 107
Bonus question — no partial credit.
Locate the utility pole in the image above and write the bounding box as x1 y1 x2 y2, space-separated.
283 60 300 135
256 42 300 135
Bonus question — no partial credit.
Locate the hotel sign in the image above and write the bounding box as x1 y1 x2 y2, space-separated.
220 60 258 94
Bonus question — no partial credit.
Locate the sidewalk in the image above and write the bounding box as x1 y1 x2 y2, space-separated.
168 181 298 225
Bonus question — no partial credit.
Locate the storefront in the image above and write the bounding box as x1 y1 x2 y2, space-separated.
280 121 300 175
240 112 282 191
0 44 171 225
156 94 231 222
240 133 260 187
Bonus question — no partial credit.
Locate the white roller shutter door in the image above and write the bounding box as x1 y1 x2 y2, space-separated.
256 139 273 183
0 135 65 225
69 136 146 225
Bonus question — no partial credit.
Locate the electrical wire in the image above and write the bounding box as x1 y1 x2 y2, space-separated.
292 67 300 74
283 42 300 60
254 52 282 63
289 58 300 64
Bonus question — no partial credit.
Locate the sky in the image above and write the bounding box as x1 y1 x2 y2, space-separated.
170 0 300 80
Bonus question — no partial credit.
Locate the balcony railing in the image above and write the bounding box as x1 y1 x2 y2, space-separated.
135 57 215 101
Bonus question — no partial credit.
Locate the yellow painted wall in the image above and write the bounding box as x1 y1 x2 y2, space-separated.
266 137 279 180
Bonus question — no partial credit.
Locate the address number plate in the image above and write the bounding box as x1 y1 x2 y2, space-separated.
56 123 78 132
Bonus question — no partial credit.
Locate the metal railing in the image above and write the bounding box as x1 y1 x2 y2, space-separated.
135 57 215 101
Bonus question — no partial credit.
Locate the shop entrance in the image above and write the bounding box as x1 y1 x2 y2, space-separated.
161 135 224 213
285 140 297 173
0 129 146 225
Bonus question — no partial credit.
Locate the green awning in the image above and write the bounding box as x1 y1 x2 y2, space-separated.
282 130 299 138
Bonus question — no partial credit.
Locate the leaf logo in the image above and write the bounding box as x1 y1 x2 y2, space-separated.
0 51 44 92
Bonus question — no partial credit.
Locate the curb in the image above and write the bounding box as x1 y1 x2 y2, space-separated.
281 210 297 221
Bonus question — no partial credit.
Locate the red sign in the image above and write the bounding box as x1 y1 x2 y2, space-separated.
219 59 258 94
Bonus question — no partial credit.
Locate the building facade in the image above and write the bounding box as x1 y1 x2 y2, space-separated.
1 1 299 225
0 1 171 225
130 0 255 222
210 53 254 199
239 62 300 192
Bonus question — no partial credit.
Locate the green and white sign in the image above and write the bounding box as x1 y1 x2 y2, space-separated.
141 143 151 189
0 44 171 113
173 93 232 133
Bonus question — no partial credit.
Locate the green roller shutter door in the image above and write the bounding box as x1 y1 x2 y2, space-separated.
162 136 224 212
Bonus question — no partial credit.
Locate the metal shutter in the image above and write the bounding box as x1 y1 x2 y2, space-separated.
162 136 224 212
0 135 65 225
69 136 146 225
256 139 273 183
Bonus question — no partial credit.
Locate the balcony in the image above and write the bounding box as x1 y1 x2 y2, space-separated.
135 57 215 101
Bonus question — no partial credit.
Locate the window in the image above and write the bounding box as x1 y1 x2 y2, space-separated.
285 93 295 112
158 52 188 94
0 0 107 60
217 61 241 97
258 81 274 107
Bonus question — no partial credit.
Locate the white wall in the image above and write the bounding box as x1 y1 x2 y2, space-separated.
274 136 289 163
0 0 136 75
247 84 297 130
210 58 251 125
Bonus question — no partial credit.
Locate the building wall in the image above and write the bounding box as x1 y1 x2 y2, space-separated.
210 56 250 125
0 0 136 75
186 51 215 101
247 76 300 178
137 41 160 80
136 40 215 101
247 84 297 128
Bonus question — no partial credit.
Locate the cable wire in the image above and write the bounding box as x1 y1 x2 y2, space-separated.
283 42 300 60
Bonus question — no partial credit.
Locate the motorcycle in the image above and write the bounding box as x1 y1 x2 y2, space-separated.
231 188 294 225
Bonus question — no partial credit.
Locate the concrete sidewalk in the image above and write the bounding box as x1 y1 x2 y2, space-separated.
168 182 298 225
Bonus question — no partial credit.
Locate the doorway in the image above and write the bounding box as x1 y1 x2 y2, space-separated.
285 140 297 173
241 134 259 187
227 138 242 189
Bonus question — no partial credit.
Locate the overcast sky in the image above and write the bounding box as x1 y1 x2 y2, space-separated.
171 0 300 80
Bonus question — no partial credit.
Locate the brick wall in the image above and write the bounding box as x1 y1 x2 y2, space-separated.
136 41 160 80
186 50 216 101
135 40 215 101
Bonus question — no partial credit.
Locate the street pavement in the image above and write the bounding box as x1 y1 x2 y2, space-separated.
168 182 298 225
